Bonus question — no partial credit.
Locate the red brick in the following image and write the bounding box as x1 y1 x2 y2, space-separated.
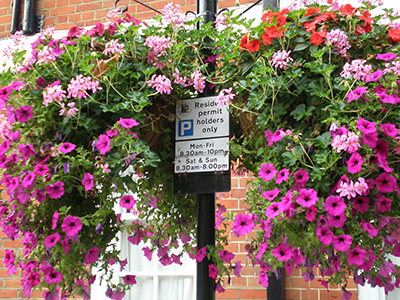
291 277 310 289
4 278 21 287
240 265 260 276
44 0 56 8
69 14 81 22
82 11 95 21
240 288 267 300
285 288 301 300
230 188 246 199
230 276 247 287
57 15 68 23
230 177 239 188
0 289 18 298
216 288 239 299
301 289 320 300
3 240 22 248
76 2 102 12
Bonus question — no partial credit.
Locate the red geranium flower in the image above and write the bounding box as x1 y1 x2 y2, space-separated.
310 30 326 46
388 29 400 42
339 4 358 16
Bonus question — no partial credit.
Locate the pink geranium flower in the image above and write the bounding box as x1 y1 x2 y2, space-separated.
118 118 140 128
119 195 136 210
61 215 82 237
232 214 254 236
346 152 363 174
58 142 76 154
44 232 61 248
15 105 33 123
84 247 100 264
375 173 397 193
81 173 94 191
258 163 277 182
45 181 65 199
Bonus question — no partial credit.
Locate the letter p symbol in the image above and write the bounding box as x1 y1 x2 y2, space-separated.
178 120 193 137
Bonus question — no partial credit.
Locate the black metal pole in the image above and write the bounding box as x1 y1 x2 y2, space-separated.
22 0 37 35
197 193 216 300
196 0 217 300
11 0 21 34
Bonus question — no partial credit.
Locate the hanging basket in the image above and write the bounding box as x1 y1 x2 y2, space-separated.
140 97 175 152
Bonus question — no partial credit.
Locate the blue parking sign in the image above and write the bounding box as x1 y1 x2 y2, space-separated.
178 120 193 137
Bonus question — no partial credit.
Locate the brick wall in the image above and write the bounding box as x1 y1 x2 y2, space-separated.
0 0 256 38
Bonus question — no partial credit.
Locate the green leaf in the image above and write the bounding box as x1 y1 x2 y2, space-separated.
290 104 306 121
231 144 243 157
282 151 298 166
293 43 310 52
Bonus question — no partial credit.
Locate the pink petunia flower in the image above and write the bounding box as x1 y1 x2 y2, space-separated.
332 234 352 251
233 261 242 277
45 181 64 199
119 195 136 210
96 134 111 155
376 195 392 212
264 130 273 146
258 163 277 182
306 206 317 222
208 264 219 279
232 214 254 236
61 215 82 237
327 212 347 228
325 195 346 216
15 105 33 123
276 168 290 184
296 188 318 208
361 132 378 148
196 246 206 262
365 69 383 82
272 244 293 262
44 232 61 248
375 140 389 157
262 187 281 201
265 202 283 219
380 122 399 137
45 267 63 284
347 245 367 267
34 164 50 176
360 220 378 237
356 117 376 134
259 270 269 288
51 210 59 230
346 152 363 174
377 53 398 61
18 144 36 159
346 86 367 103
316 226 334 245
294 168 309 187
219 250 234 263
118 118 140 129
106 128 118 137
122 275 137 285
375 173 397 193
81 173 94 191
353 196 370 213
84 247 100 264
58 142 76 154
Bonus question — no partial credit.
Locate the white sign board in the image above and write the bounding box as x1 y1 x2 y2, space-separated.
175 96 229 174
